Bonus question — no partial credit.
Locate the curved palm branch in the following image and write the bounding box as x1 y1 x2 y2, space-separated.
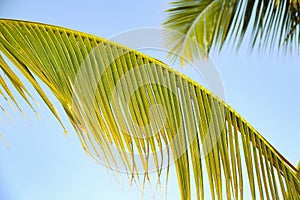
163 0 300 63
0 19 299 199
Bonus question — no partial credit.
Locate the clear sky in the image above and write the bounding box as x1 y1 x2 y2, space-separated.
0 1 299 200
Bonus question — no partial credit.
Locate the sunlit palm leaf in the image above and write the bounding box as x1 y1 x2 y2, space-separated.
0 19 299 199
163 0 300 63
0 52 40 141
0 54 34 118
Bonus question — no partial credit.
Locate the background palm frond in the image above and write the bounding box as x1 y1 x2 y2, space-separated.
163 0 300 63
0 19 299 199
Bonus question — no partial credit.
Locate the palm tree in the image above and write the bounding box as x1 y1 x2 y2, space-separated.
162 0 300 198
0 3 299 199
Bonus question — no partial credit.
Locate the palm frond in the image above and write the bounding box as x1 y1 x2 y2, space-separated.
0 54 39 118
0 19 299 199
163 0 300 63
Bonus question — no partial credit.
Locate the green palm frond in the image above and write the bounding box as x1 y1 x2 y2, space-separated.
0 19 299 199
163 0 300 63
0 54 39 118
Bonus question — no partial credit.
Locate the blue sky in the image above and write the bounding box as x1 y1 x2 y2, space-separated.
0 1 299 200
